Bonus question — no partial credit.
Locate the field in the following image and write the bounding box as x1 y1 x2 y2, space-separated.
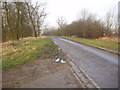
2 37 57 69
61 36 119 51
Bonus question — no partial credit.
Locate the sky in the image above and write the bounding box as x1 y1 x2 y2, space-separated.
32 0 119 28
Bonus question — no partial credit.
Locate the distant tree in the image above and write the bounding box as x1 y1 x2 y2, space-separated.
57 17 67 29
104 11 114 37
44 9 116 39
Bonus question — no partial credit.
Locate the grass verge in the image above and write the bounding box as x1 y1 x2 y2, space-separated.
60 36 119 51
2 37 57 69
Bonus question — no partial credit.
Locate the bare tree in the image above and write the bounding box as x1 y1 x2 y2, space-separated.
106 11 114 28
46 9 104 39
35 3 47 36
56 17 67 29
26 2 38 37
2 1 47 42
26 2 47 37
104 10 115 36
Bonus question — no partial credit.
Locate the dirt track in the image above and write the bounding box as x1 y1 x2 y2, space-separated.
3 52 81 88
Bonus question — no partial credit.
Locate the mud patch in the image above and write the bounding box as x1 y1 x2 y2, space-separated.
3 59 81 88
2 47 82 88
3 59 67 88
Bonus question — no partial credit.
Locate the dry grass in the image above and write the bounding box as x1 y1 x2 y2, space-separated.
96 37 119 43
2 36 57 69
2 36 47 49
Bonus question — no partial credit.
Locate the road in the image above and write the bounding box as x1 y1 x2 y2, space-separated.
50 37 119 88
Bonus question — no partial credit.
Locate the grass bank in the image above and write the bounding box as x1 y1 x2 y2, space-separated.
60 36 119 51
2 37 57 69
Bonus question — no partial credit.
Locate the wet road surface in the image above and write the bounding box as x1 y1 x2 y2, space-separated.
50 37 119 88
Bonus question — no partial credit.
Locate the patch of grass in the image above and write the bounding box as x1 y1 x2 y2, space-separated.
2 37 57 69
62 36 119 51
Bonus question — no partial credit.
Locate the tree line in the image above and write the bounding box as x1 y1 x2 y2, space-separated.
44 9 118 39
1 1 47 42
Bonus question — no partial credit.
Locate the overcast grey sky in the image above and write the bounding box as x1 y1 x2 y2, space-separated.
32 0 119 28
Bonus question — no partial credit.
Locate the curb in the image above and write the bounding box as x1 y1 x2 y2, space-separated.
53 40 101 89
62 38 120 55
66 54 100 89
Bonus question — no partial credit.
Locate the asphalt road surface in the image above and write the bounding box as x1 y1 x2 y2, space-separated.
50 37 119 88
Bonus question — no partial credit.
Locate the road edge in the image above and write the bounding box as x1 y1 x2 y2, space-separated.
62 37 120 55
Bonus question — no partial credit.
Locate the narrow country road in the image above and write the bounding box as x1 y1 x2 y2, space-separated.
50 37 119 88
